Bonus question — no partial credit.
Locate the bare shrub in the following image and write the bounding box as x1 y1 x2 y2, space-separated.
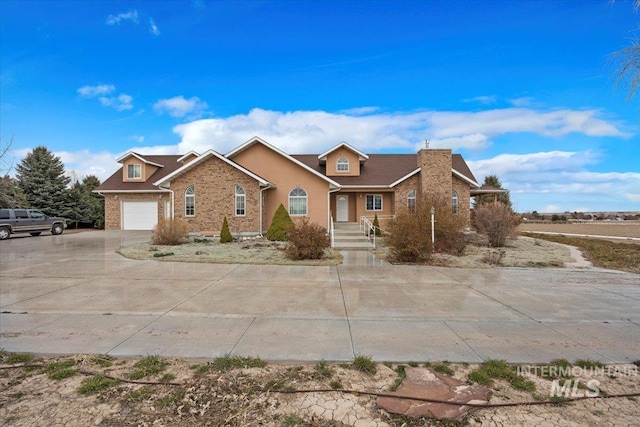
285 218 330 260
474 202 520 247
387 194 467 263
151 217 189 246
481 250 505 265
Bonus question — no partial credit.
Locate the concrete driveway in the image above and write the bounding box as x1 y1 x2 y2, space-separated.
1 230 638 363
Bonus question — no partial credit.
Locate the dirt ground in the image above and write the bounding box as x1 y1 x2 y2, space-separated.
1 355 638 426
517 222 640 239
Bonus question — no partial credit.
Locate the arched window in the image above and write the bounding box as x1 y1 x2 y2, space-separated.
452 190 459 214
407 189 416 211
185 186 195 216
235 185 246 216
336 157 349 172
289 187 307 215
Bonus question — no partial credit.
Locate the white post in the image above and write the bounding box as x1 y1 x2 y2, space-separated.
430 206 435 248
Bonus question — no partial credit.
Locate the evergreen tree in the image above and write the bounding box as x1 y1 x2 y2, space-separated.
266 203 293 241
63 175 105 228
220 216 233 243
0 175 29 208
473 174 512 210
16 146 70 216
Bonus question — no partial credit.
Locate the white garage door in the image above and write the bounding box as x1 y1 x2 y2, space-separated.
122 201 158 230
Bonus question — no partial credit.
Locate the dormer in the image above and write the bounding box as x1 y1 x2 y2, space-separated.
116 152 164 182
178 151 200 165
318 142 369 177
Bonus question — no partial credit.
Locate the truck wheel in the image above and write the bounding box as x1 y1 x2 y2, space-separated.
51 224 64 235
0 227 9 240
30 232 42 236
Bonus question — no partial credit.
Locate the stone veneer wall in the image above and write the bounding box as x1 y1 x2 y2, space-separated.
171 155 261 235
393 174 420 215
452 176 471 226
417 149 452 200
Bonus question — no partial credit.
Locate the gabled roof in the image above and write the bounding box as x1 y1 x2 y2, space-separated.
317 141 369 162
227 136 341 188
452 154 480 188
116 152 165 168
177 151 200 162
293 154 417 187
96 155 182 192
154 149 271 187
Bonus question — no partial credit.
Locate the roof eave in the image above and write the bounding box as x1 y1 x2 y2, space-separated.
116 151 164 168
452 169 480 188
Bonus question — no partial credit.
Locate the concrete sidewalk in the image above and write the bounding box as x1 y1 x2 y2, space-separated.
1 231 638 363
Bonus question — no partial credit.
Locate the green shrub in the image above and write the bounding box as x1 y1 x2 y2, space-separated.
353 355 376 375
474 202 520 247
372 214 381 236
285 218 330 260
151 217 189 245
267 203 293 241
220 216 233 243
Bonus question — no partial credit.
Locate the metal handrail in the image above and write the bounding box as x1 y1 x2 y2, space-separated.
329 213 335 248
360 216 376 249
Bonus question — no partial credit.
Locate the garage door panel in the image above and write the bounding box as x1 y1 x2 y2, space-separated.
122 201 157 230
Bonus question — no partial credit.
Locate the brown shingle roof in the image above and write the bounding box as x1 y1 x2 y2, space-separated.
293 153 478 187
96 155 183 192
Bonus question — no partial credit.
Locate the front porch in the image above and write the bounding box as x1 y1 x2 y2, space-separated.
330 191 395 224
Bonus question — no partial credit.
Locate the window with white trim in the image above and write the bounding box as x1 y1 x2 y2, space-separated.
185 185 195 216
452 190 459 214
336 157 349 172
235 185 246 216
407 189 416 211
366 194 383 211
127 164 142 179
288 187 307 215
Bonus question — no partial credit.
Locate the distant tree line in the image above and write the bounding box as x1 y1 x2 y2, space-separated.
0 143 104 228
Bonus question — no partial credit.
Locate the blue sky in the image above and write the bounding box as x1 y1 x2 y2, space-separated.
1 0 638 213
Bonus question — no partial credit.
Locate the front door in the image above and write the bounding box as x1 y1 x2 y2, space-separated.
337 195 349 222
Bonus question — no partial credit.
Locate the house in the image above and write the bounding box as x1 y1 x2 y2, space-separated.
95 136 480 235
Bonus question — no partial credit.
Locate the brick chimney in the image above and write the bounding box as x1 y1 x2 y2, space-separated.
417 148 452 200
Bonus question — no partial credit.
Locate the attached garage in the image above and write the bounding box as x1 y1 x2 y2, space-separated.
122 201 158 230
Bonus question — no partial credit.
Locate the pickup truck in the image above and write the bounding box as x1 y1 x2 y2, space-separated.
0 208 67 240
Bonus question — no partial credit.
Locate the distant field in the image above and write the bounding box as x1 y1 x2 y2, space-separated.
517 222 640 239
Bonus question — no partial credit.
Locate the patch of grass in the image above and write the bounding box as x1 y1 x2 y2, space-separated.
210 355 267 371
153 251 174 258
128 355 166 380
156 388 186 408
127 386 152 403
353 355 376 375
432 362 454 376
6 353 35 364
407 361 419 367
159 373 176 383
468 359 535 393
633 360 640 367
91 355 114 368
314 361 333 379
574 359 605 369
42 359 77 380
521 233 640 274
542 358 573 379
78 374 120 395
549 395 571 406
390 365 406 391
330 380 343 389
191 364 210 374
283 414 305 427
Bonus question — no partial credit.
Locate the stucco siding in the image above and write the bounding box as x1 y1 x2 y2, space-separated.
326 146 360 176
231 143 331 229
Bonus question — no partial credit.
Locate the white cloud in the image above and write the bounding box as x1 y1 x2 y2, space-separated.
131 135 145 143
77 84 115 98
154 95 208 118
509 97 538 107
106 10 139 25
149 18 160 36
99 93 133 111
468 151 640 212
543 205 563 213
171 107 628 155
463 95 497 105
58 150 119 181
